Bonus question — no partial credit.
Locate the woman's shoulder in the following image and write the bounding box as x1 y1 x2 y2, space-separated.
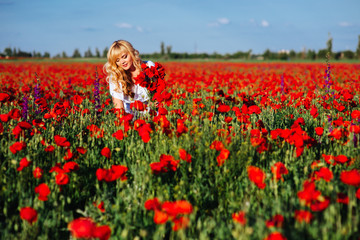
143 60 155 68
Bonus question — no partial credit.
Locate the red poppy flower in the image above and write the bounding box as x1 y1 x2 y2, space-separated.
210 140 224 151
93 201 105 213
179 149 192 163
340 169 360 186
18 121 32 129
17 157 31 171
34 183 51 201
356 188 360 199
217 104 230 113
351 110 360 120
49 163 65 174
328 128 343 140
294 210 313 223
93 225 111 240
112 129 124 140
154 209 169 224
63 161 79 173
63 148 73 161
314 167 333 182
271 162 288 181
217 148 230 166
0 93 10 102
130 100 146 111
8 108 21 120
310 197 330 211
266 214 284 228
247 166 266 189
144 198 161 211
76 147 87 154
33 167 43 179
232 211 246 225
73 95 83 105
337 193 349 204
297 180 321 205
224 116 233 123
20 207 38 224
55 172 69 185
68 218 96 239
248 105 261 114
134 120 153 143
161 200 193 217
334 155 348 164
9 141 26 154
350 125 360 134
0 113 10 122
172 216 190 231
44 145 55 152
54 135 70 147
110 165 128 181
310 107 318 118
101 147 111 159
264 232 287 240
315 127 324 136
96 165 128 182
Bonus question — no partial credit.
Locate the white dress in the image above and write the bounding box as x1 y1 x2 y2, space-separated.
109 61 155 115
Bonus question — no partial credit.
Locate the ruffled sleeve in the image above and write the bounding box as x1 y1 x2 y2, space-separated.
109 77 125 101
145 60 155 68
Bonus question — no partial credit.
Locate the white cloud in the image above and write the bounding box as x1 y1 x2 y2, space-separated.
136 26 143 32
218 18 230 25
208 17 230 27
339 21 351 27
261 20 269 27
115 23 133 29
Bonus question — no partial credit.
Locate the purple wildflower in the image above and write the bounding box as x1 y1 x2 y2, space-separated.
324 53 332 92
94 68 101 118
34 73 41 115
327 115 333 134
21 95 29 121
281 74 285 94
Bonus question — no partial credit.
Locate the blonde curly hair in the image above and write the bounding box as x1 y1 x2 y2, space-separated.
103 40 142 97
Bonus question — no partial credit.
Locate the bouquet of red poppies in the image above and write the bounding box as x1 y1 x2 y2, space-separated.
134 62 167 103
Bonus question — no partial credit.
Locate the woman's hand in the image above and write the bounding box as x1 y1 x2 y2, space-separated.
112 97 124 110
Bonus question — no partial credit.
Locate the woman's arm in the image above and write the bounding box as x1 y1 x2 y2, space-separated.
112 97 124 110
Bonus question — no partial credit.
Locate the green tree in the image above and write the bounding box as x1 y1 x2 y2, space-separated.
326 32 333 56
317 49 328 59
32 51 41 58
247 49 252 60
102 47 108 58
289 50 296 59
4 47 12 57
43 52 50 58
307 49 316 60
343 50 354 59
160 42 165 56
84 47 93 58
263 49 271 60
72 48 82 58
61 51 68 58
166 45 172 55
95 48 101 58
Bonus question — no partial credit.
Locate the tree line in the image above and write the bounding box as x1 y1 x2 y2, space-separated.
1 35 360 61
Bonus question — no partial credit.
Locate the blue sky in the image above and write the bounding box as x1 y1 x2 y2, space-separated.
0 0 359 56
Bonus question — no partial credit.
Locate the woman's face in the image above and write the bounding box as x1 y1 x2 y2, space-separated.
116 51 134 71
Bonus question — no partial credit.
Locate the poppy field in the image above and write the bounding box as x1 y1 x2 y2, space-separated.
0 60 360 240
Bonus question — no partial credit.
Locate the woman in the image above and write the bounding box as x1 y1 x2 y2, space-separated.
103 40 155 116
